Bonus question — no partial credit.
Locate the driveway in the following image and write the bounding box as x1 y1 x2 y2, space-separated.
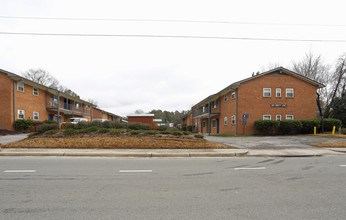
205 135 346 149
0 134 29 145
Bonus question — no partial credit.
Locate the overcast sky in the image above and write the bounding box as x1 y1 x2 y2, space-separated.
1 0 346 116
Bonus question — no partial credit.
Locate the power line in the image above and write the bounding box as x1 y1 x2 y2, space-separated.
1 15 346 27
0 31 345 42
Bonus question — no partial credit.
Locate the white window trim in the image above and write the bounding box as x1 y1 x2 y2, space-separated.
33 112 39 120
212 119 216 128
17 82 24 92
286 115 294 120
276 88 281 97
286 88 294 98
202 121 206 128
17 109 25 119
231 91 235 99
263 115 271 120
276 115 282 121
231 115 236 125
263 88 271 97
33 87 39 96
224 117 228 125
224 94 228 102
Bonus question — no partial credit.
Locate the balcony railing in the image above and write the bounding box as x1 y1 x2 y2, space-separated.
192 106 221 118
46 101 92 115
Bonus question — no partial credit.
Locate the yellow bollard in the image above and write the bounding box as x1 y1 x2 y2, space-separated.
314 126 316 135
332 126 336 135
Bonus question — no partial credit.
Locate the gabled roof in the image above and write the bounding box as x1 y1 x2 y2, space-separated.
127 114 154 117
94 107 121 118
193 67 325 108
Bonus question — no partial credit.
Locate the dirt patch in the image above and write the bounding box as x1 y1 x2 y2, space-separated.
311 134 346 139
0 130 21 136
310 141 346 148
3 136 232 149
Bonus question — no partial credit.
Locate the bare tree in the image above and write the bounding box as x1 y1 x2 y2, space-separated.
324 54 346 117
87 98 98 107
22 68 60 89
134 109 145 114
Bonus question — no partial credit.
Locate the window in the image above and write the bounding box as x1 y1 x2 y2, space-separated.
202 121 206 128
224 94 228 102
50 94 59 107
75 102 82 109
85 105 88 111
231 91 235 99
263 115 271 120
224 117 228 125
202 106 206 112
276 115 282 121
33 87 39 96
213 100 217 109
286 115 294 120
263 88 271 97
17 82 24 92
18 110 25 119
231 115 236 125
286 88 294 98
276 88 281 97
54 115 62 123
33 112 39 120
212 119 216 128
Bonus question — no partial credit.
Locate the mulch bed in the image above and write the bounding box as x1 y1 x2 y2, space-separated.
310 141 346 148
3 136 232 149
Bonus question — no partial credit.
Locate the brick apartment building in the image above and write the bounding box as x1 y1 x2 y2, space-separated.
0 69 120 131
183 67 324 135
127 114 155 125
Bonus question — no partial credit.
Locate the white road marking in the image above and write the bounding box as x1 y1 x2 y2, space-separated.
4 170 37 173
234 167 266 170
339 165 346 167
119 170 153 173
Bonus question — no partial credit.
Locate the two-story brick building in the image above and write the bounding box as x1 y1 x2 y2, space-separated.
0 68 120 131
184 67 324 135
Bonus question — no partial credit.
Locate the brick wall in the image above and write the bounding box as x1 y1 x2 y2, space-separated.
0 72 13 130
128 117 154 125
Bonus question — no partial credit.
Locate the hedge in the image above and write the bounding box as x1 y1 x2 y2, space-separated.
323 118 342 131
254 120 280 135
279 120 302 135
14 119 35 131
36 124 58 133
300 119 320 134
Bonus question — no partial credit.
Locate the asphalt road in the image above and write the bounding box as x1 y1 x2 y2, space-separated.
1 156 346 220
206 135 346 149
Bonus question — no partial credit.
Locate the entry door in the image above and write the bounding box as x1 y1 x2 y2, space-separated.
216 119 220 134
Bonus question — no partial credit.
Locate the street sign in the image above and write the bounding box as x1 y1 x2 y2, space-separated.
242 117 247 125
243 113 249 119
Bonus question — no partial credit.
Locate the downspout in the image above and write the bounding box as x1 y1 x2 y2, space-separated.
57 91 60 129
235 89 238 136
13 81 16 130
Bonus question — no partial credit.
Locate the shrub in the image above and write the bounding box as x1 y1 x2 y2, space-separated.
194 134 204 139
150 123 159 130
323 118 342 131
173 131 183 136
186 125 194 132
341 128 346 135
128 123 150 130
300 119 321 134
28 132 39 137
97 128 110 133
183 131 191 135
130 130 142 135
167 127 179 132
279 120 303 135
36 124 58 133
44 130 58 135
143 130 158 135
43 120 58 124
63 128 77 135
158 125 168 131
254 120 280 135
109 129 126 136
160 130 170 134
181 126 187 131
65 123 76 129
74 122 89 129
14 119 35 131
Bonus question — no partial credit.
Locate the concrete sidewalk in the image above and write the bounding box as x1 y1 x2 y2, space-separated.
0 147 345 157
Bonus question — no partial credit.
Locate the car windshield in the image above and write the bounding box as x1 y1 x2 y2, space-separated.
70 118 79 122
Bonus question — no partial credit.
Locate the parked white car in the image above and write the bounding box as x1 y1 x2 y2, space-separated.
69 117 88 124
92 119 109 122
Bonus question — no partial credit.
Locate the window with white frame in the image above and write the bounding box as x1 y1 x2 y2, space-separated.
212 119 216 128
18 110 25 119
224 94 228 102
33 112 39 120
231 91 235 99
276 115 282 121
33 87 39 96
276 88 281 97
85 105 88 111
224 117 228 125
202 106 206 112
75 102 82 109
202 121 206 128
263 88 271 97
231 115 236 124
286 88 294 98
263 115 271 120
213 100 217 109
17 82 24 92
286 115 294 120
